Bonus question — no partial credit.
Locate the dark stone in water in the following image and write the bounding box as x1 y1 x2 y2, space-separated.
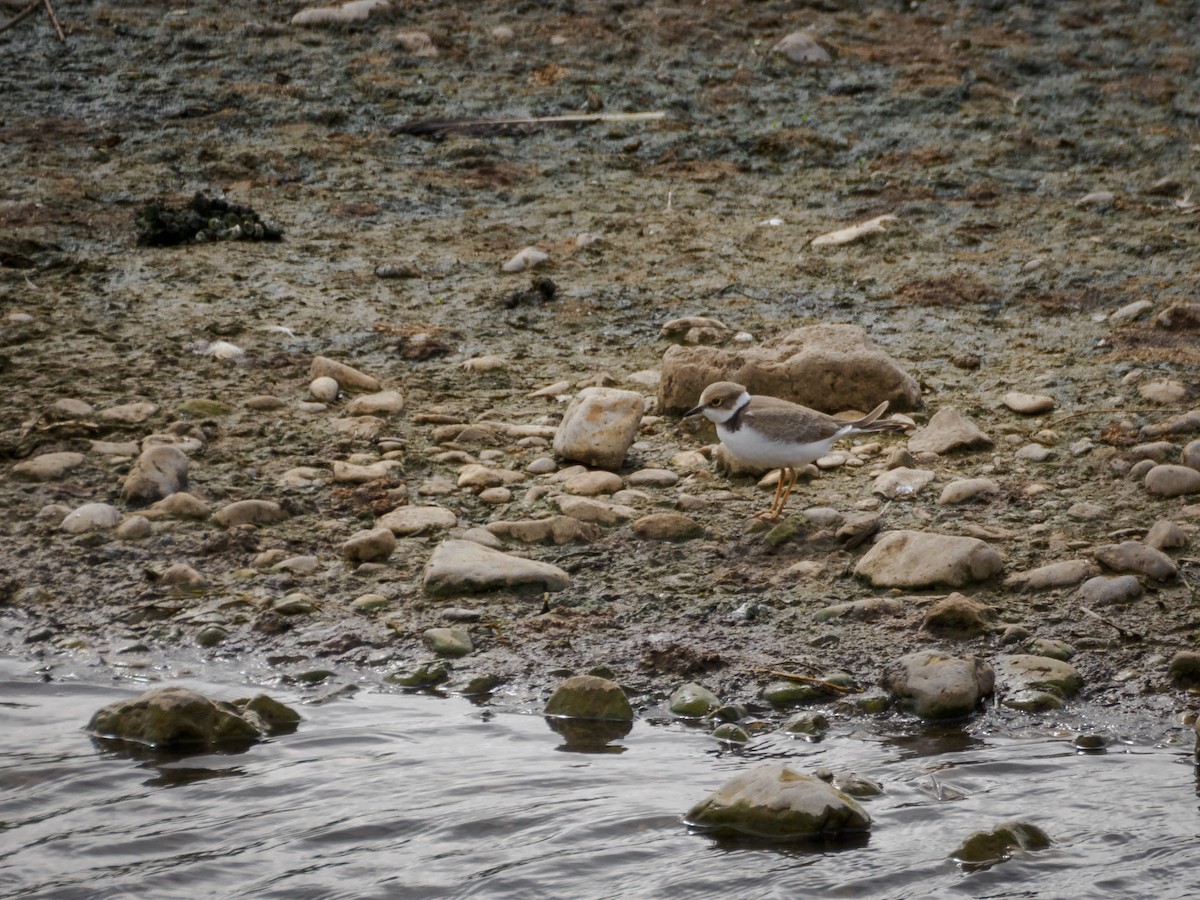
136 192 283 246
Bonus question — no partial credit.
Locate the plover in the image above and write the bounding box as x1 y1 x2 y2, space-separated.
684 381 908 520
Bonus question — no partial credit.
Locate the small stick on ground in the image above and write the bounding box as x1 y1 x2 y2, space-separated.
43 0 65 42
0 0 41 35
0 0 65 41
1080 606 1143 641
754 669 855 694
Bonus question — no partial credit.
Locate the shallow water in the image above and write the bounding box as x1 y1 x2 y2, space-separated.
2 659 1198 900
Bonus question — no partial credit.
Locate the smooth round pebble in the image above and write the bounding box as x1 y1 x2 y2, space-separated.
1145 464 1200 497
478 487 512 504
117 515 153 540
626 468 680 488
310 376 340 403
527 457 557 475
1002 392 1056 415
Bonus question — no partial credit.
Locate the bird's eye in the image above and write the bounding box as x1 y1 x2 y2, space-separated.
709 398 721 406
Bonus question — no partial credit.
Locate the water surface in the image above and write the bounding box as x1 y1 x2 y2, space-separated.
2 660 1197 899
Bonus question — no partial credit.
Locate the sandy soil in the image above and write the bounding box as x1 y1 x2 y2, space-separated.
2 0 1198 726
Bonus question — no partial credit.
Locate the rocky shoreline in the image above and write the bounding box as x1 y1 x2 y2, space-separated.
2 0 1199 747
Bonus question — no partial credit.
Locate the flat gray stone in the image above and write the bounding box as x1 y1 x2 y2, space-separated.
856 530 1004 588
684 764 871 842
907 408 992 455
880 650 994 719
423 539 570 595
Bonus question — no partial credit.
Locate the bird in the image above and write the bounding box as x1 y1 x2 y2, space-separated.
683 381 909 520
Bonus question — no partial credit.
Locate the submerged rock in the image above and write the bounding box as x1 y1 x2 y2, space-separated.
684 764 871 842
87 687 299 750
995 654 1083 712
669 682 721 717
951 821 1051 870
544 675 633 721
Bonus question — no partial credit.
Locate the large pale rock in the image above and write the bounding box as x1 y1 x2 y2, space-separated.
423 539 570 595
684 765 871 841
12 451 86 482
856 531 1004 588
99 401 159 424
939 477 1000 505
332 460 403 483
87 687 300 749
1004 559 1100 591
143 492 211 520
907 408 993 454
485 516 601 545
60 503 122 534
1002 392 1056 415
555 495 636 525
658 324 919 415
1094 541 1177 581
292 0 390 26
122 445 189 506
633 513 704 541
880 650 994 719
921 593 992 636
344 390 405 416
872 467 935 500
1145 464 1200 497
213 499 287 528
378 505 457 535
771 31 831 66
309 356 380 392
553 387 644 469
544 675 632 721
342 526 396 563
1077 574 1142 606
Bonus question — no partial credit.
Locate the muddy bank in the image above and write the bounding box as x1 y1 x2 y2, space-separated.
1 0 1198 731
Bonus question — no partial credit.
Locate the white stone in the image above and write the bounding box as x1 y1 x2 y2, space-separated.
377 505 457 535
872 467 935 500
552 387 645 469
345 390 405 416
502 246 549 273
423 540 570 594
856 530 1004 588
122 445 189 505
60 503 122 534
310 376 339 402
938 478 999 505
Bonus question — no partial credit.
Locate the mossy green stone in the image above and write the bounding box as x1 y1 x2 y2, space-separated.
178 398 231 418
544 675 633 721
424 626 473 658
710 723 749 743
385 660 449 688
669 681 721 717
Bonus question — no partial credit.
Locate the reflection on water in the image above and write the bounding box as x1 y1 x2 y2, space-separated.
2 658 1198 900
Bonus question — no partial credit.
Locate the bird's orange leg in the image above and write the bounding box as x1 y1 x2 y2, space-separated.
756 468 796 520
775 467 798 516
755 469 788 520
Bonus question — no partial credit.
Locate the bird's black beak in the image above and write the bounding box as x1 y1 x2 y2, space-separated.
682 405 703 418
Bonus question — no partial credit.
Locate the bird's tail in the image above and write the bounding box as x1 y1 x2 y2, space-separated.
854 401 910 433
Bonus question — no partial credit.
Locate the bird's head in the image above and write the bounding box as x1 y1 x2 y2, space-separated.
683 381 750 424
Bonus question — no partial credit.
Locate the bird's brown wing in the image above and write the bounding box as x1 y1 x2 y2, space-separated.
742 404 844 444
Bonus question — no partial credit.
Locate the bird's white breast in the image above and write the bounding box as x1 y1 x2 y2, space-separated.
716 422 836 468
